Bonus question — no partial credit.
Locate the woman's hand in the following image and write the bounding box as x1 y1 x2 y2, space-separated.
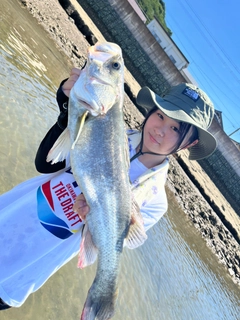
62 68 81 97
73 193 90 220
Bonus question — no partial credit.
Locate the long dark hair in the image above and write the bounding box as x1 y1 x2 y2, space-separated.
139 106 199 156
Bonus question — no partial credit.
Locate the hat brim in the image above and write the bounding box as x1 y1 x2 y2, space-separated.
137 87 217 160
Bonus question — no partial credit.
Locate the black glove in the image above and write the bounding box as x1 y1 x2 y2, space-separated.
57 101 68 130
56 79 69 130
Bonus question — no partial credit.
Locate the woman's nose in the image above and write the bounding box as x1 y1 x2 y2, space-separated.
155 126 165 137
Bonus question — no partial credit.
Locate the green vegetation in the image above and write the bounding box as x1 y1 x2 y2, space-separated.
136 0 172 35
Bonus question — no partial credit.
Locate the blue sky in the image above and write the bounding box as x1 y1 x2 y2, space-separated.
164 0 240 143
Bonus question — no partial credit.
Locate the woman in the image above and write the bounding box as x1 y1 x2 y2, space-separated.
0 69 217 309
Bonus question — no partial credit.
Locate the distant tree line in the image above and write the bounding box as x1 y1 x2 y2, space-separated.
136 0 172 36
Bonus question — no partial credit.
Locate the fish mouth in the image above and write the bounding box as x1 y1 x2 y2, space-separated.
91 74 114 87
79 99 104 116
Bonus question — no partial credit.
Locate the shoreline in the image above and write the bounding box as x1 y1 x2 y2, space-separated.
18 0 240 285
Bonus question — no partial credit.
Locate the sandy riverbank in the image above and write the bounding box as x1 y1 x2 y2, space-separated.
18 0 240 285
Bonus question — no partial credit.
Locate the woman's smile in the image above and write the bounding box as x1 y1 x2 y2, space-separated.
149 133 160 144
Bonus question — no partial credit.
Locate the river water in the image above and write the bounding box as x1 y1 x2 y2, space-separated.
0 0 239 319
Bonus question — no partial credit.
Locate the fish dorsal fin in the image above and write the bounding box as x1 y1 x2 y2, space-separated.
124 198 148 249
46 128 71 164
78 222 98 269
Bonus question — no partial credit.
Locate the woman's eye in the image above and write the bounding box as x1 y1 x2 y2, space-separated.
172 126 180 133
157 113 163 119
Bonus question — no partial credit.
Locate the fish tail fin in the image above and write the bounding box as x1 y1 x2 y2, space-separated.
46 128 71 164
81 284 118 320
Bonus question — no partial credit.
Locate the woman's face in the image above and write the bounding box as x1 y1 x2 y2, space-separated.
142 109 181 155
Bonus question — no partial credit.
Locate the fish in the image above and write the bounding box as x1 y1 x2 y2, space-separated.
47 41 147 320
47 42 126 163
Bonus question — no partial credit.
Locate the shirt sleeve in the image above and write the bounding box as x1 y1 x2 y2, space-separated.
35 123 68 173
140 188 168 232
35 80 69 174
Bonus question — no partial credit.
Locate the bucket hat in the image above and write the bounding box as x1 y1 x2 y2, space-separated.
136 83 217 160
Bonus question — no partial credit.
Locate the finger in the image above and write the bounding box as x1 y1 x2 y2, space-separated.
73 200 85 212
70 67 81 77
75 206 89 221
62 80 76 91
63 72 81 89
76 193 86 201
73 199 90 220
79 206 89 220
62 79 79 97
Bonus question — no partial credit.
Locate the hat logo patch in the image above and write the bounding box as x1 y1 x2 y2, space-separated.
182 88 199 102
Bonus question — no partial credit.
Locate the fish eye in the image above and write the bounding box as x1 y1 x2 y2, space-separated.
112 62 121 70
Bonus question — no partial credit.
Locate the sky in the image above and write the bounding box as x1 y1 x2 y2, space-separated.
163 0 240 143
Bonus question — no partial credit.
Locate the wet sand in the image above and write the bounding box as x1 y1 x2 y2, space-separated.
18 0 240 285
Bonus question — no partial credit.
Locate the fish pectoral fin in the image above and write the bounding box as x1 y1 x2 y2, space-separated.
77 222 98 269
71 110 89 150
124 199 148 249
46 128 71 164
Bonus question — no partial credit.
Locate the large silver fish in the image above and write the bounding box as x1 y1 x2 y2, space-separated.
47 42 147 320
47 42 125 162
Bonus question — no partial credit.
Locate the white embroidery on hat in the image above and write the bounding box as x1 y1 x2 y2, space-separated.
192 106 207 127
182 88 199 102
